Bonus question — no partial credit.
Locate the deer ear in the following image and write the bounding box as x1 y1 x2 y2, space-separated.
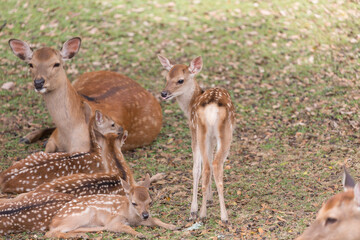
60 37 81 60
158 55 173 71
95 110 103 124
122 130 128 144
9 39 33 62
343 167 356 191
354 183 360 206
189 56 203 75
83 102 92 125
120 178 131 194
140 173 151 188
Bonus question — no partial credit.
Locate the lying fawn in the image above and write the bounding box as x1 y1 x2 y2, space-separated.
9 37 162 153
45 174 177 239
0 191 74 234
296 168 360 240
0 110 124 194
158 55 235 223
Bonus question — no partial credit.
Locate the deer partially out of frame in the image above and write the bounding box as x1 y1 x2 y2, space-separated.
45 175 177 239
296 168 360 240
8 37 162 153
0 191 74 235
0 110 125 194
157 55 235 223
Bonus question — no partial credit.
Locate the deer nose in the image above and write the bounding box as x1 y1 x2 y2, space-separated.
161 91 168 98
34 78 45 90
142 211 149 220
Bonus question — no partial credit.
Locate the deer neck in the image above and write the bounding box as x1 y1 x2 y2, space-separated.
175 79 202 119
43 79 85 131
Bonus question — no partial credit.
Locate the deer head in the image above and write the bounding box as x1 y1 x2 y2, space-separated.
120 174 152 221
8 37 81 94
297 168 360 240
157 55 202 101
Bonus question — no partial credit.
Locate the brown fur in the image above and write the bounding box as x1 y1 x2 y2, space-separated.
158 55 235 223
9 39 162 153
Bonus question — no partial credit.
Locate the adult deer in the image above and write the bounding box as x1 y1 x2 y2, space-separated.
158 55 235 223
296 168 360 240
45 174 177 239
8 37 162 153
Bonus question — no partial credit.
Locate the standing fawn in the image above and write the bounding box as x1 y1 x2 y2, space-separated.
296 168 360 240
8 37 162 153
0 191 74 234
158 55 235 223
45 174 177 239
0 110 124 194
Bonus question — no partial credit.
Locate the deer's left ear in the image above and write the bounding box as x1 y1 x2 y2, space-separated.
95 110 104 124
9 39 33 62
121 130 128 144
120 178 131 194
189 56 202 75
60 37 81 60
141 173 151 188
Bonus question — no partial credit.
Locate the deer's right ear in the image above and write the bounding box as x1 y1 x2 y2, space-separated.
343 167 356 191
120 178 131 194
60 37 81 60
158 55 173 71
8 39 33 62
95 110 103 124
354 183 360 206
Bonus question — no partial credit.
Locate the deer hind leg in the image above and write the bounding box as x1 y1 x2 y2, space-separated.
206 137 216 205
20 127 55 144
213 122 232 224
190 133 202 221
199 125 212 220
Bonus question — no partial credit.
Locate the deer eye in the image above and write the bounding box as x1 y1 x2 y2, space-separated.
111 123 115 127
28 63 33 68
132 202 137 206
325 217 337 226
53 63 60 68
177 79 184 84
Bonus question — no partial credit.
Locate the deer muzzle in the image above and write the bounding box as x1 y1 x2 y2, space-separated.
34 78 45 90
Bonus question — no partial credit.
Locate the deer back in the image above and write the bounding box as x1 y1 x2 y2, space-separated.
0 191 73 234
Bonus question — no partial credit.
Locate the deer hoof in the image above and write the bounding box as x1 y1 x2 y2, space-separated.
136 233 146 239
19 138 30 144
221 220 229 225
188 212 198 221
206 200 213 206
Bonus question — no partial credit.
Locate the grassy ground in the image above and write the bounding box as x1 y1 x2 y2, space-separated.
1 0 360 239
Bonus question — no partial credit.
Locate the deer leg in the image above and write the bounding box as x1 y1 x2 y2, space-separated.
206 138 215 205
106 218 145 238
212 124 232 224
45 130 58 153
46 231 89 239
20 127 55 144
199 127 211 220
190 143 202 221
141 217 178 230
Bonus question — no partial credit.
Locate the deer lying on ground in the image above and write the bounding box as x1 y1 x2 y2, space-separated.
8 37 162 153
0 109 124 194
0 191 74 235
45 174 177 239
296 168 360 240
158 56 235 223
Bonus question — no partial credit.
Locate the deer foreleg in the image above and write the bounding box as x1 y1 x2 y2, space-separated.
141 217 177 230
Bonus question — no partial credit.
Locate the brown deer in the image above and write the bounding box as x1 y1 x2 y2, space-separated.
158 55 235 223
0 191 74 235
0 110 125 194
45 174 177 239
296 168 360 240
8 37 162 153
